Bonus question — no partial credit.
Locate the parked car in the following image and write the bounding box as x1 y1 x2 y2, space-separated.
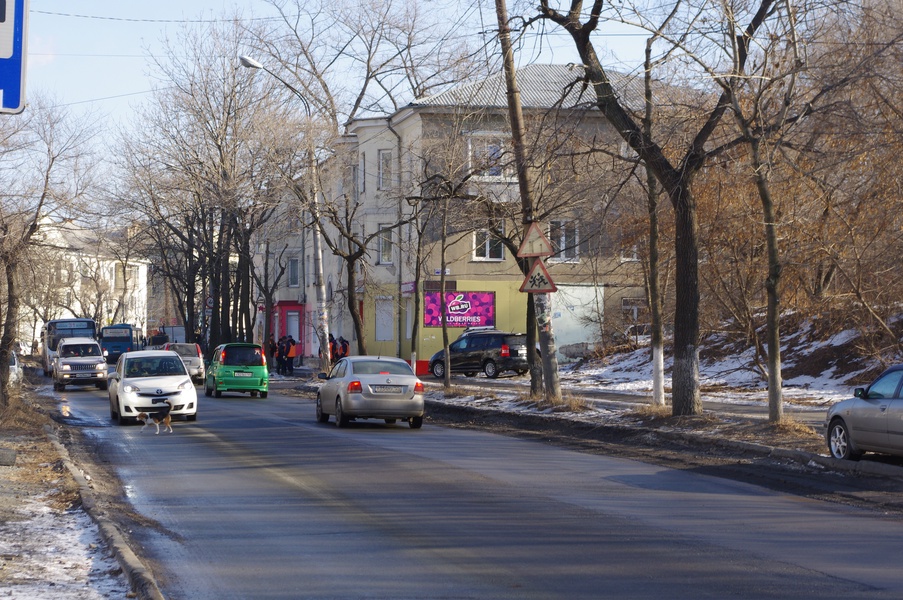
316 356 425 428
826 364 903 460
108 350 198 424
163 342 205 384
52 337 108 391
429 330 529 379
8 351 22 386
205 343 268 398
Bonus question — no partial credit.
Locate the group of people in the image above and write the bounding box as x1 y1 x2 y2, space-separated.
269 334 297 376
325 333 350 362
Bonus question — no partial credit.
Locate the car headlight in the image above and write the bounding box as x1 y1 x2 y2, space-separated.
96 362 106 370
122 384 140 393
60 364 71 371
178 379 193 390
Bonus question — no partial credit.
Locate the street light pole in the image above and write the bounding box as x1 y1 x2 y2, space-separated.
239 55 331 374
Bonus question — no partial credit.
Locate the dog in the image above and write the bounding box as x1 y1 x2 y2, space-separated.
137 399 174 434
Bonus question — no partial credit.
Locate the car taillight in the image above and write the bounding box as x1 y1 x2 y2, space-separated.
195 344 202 357
500 344 510 357
348 381 363 393
414 381 424 393
262 353 267 366
220 349 226 363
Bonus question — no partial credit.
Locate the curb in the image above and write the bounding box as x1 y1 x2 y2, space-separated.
44 424 166 600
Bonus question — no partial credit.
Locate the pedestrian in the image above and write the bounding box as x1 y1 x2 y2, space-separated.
267 334 276 373
277 336 288 375
286 335 297 375
328 333 338 362
338 336 350 358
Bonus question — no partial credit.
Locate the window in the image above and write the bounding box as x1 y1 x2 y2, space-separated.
378 149 393 190
474 228 504 261
377 223 393 265
375 298 394 341
549 220 579 262
288 258 300 287
469 135 511 178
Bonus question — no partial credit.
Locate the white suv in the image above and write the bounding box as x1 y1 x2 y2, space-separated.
53 337 108 391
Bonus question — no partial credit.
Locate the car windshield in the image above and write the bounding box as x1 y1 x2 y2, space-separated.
168 344 198 358
125 356 187 378
352 360 414 376
223 346 264 367
61 344 101 358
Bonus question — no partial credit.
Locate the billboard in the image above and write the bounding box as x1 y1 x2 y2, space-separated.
424 291 495 328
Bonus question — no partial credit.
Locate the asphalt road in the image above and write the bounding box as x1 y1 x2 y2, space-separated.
51 382 903 599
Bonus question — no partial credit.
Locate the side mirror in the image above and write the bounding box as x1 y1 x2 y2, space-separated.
318 372 328 380
854 387 865 398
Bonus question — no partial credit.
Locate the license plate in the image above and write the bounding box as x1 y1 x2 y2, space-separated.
373 385 402 393
234 372 252 377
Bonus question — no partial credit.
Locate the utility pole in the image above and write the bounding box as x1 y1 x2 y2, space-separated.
494 0 562 403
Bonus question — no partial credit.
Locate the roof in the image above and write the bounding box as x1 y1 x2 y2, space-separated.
410 64 647 112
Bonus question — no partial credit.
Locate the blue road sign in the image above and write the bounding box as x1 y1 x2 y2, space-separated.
0 0 28 114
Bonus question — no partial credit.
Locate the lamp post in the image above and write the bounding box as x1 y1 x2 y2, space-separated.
239 54 331 374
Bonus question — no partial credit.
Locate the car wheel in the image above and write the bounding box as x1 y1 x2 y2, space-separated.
260 391 268 399
828 418 861 460
384 418 397 424
116 401 129 425
204 380 212 397
335 398 349 428
409 416 423 429
110 401 117 421
516 370 527 376
214 382 222 398
465 372 476 377
431 361 445 379
250 390 259 398
316 396 329 423
483 360 499 379
97 381 108 390
187 413 198 422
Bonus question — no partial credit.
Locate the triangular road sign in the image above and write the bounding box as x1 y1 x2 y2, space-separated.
520 259 557 293
517 222 554 258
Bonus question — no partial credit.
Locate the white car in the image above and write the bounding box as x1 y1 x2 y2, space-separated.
108 350 198 425
8 351 22 386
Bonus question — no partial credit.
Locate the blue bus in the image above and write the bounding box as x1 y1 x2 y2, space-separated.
41 318 98 375
100 324 142 364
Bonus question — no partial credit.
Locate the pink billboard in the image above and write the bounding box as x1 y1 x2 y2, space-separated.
424 292 495 328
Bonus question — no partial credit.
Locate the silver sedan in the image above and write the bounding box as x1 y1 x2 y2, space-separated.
826 364 903 460
316 356 425 429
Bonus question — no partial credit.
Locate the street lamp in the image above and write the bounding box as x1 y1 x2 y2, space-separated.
239 54 331 374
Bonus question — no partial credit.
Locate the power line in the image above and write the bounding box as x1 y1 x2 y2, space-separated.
30 9 281 24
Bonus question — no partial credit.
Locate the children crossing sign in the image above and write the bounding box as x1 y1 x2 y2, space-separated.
520 259 557 293
0 0 29 114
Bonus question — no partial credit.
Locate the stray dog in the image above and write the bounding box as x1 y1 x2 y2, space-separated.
137 399 174 434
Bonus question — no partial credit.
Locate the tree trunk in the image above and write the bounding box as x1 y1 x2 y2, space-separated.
670 185 702 415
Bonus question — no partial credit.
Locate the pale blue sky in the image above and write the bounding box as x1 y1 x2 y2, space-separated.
26 1 645 127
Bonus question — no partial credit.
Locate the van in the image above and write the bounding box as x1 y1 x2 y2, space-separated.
205 343 268 398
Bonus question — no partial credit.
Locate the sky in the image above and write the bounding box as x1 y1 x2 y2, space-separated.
24 1 647 129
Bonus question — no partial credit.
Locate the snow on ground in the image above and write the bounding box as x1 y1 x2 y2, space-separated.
0 494 131 599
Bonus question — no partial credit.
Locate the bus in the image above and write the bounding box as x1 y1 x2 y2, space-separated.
41 318 98 376
99 324 142 364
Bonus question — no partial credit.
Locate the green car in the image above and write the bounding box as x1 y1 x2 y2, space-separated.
205 343 269 398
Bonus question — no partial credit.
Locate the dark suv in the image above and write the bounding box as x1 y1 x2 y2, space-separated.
429 331 529 379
